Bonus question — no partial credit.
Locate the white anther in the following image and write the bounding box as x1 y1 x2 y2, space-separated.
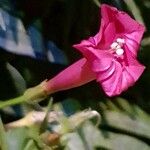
110 42 118 49
116 48 124 55
116 45 121 49
116 38 125 44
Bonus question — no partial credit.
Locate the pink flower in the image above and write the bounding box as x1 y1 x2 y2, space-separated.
45 4 145 97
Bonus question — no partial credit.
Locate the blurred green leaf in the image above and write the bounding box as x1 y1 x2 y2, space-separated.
23 140 39 150
62 98 81 115
6 127 28 150
80 122 111 150
144 0 150 8
100 98 150 140
60 116 109 149
6 63 26 94
0 118 8 150
40 98 53 133
124 0 145 25
104 111 150 139
115 98 150 123
61 132 86 150
92 0 101 7
62 121 150 150
0 0 11 11
6 127 44 150
142 37 150 46
98 131 150 150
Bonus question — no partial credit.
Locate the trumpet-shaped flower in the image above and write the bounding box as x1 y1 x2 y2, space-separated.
45 4 145 97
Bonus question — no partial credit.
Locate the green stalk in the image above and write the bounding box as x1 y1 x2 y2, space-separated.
0 81 48 109
0 96 25 109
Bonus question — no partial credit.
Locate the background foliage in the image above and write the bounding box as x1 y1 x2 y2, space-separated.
0 0 150 150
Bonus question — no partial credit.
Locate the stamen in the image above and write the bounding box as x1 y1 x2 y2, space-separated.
110 38 125 56
116 38 125 44
116 48 124 55
116 45 121 49
110 42 118 49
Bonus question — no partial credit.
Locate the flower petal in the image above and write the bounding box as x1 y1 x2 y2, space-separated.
124 29 145 56
97 22 116 49
45 58 96 94
73 4 146 97
96 60 116 82
99 60 123 96
125 63 145 82
95 58 145 97
101 4 145 34
76 47 114 72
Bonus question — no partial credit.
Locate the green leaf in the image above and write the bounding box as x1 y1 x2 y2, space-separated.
104 111 150 139
124 0 145 25
0 118 8 150
82 122 149 149
6 127 42 150
23 139 39 150
61 132 86 150
61 122 111 150
80 122 111 150
40 98 53 133
98 131 150 150
6 127 28 150
6 63 26 95
101 99 150 140
92 0 101 7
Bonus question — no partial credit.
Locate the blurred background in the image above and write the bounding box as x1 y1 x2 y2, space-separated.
0 0 150 150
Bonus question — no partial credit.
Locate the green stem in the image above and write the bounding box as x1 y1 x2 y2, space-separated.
0 81 48 109
0 96 26 109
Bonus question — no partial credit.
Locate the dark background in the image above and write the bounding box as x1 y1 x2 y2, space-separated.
0 0 150 149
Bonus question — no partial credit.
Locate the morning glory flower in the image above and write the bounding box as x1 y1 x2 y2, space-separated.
44 4 145 97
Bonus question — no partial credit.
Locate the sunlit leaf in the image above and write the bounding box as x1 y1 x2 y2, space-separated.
0 8 35 57
0 8 68 65
27 24 68 65
47 41 68 65
0 11 6 31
